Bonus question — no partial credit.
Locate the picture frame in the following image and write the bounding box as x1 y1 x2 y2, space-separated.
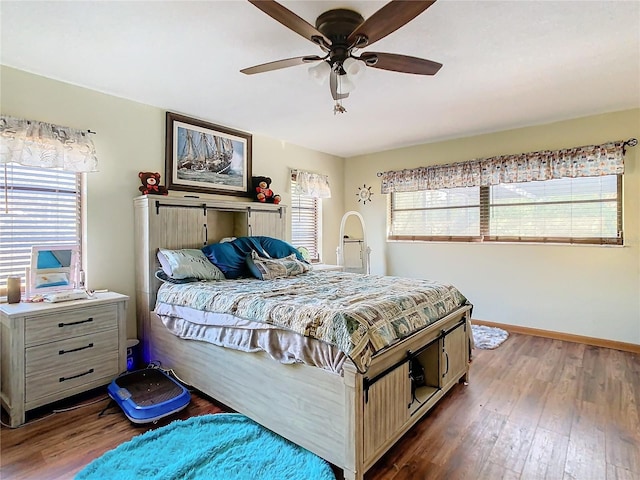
165 112 252 196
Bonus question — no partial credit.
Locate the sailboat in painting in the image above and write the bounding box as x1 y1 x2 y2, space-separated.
178 130 233 174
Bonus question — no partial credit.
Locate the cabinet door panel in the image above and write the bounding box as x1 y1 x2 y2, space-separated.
249 210 285 238
363 363 410 462
442 322 467 389
156 207 206 249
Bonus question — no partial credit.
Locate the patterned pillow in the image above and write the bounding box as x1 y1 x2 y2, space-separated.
157 248 226 280
246 251 310 280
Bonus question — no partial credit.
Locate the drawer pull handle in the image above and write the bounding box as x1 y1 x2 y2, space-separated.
58 317 93 328
59 343 94 355
59 369 94 382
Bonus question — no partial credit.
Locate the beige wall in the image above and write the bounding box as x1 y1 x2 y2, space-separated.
3 65 638 345
1 66 344 338
345 110 640 345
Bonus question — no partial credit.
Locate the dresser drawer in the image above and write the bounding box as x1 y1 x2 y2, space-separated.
25 305 118 346
25 352 119 403
25 329 118 376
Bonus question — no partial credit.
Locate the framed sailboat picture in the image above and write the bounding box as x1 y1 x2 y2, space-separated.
165 112 252 196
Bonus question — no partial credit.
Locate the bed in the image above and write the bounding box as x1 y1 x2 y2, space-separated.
134 195 472 480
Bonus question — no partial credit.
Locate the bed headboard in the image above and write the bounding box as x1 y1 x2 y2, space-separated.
134 194 287 355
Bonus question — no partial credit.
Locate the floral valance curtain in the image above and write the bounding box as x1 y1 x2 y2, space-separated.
292 169 332 198
0 115 98 172
380 140 625 194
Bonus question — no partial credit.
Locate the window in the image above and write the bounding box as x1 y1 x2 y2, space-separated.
389 175 622 245
0 164 83 294
390 186 480 240
290 176 321 262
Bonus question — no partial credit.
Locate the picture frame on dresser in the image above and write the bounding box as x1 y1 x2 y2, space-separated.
165 112 252 197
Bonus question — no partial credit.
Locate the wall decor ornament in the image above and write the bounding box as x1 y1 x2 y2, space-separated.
165 112 252 196
357 184 373 204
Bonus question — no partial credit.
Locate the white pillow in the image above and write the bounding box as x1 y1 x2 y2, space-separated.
157 248 226 280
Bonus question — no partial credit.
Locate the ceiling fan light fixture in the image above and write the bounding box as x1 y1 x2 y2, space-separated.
308 60 331 84
343 57 365 78
245 0 443 114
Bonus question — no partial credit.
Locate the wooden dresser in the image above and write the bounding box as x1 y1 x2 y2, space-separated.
0 292 128 426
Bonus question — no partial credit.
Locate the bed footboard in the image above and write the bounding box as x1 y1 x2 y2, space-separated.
147 305 471 480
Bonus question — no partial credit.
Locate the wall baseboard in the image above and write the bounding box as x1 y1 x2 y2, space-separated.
471 319 640 354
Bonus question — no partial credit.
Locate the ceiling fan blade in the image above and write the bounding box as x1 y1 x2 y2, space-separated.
249 0 331 47
329 70 349 100
241 55 323 75
347 0 437 47
361 52 442 75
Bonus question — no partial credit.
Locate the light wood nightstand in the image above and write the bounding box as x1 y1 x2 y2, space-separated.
0 292 128 426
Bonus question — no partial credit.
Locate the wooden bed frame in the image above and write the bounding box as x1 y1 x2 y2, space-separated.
134 195 472 480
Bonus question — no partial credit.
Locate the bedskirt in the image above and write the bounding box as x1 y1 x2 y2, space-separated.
159 313 347 373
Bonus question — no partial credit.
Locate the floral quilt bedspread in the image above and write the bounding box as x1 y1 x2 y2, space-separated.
155 271 468 372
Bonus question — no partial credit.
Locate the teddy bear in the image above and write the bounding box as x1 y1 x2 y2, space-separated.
251 176 280 204
139 172 168 195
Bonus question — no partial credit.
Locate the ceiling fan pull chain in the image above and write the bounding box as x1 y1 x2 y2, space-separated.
334 74 347 115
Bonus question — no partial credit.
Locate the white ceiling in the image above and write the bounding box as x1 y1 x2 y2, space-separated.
1 1 639 158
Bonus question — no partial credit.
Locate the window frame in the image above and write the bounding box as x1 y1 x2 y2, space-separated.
388 175 623 246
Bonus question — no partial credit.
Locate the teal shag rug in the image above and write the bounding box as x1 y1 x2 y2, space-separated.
76 413 335 480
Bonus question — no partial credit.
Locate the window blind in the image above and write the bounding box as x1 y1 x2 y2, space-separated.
390 186 480 241
0 164 82 291
389 175 621 245
485 175 621 244
290 176 320 262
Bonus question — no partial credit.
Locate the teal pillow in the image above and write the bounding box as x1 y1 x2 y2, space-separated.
201 242 250 279
254 236 306 262
157 248 226 280
230 237 306 262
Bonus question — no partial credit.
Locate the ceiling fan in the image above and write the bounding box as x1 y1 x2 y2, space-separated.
241 0 442 113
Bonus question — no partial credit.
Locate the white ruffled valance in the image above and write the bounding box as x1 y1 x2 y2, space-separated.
292 170 331 198
0 115 98 172
381 140 626 194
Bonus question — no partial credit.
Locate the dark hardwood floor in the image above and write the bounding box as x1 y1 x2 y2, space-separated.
1 332 638 480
